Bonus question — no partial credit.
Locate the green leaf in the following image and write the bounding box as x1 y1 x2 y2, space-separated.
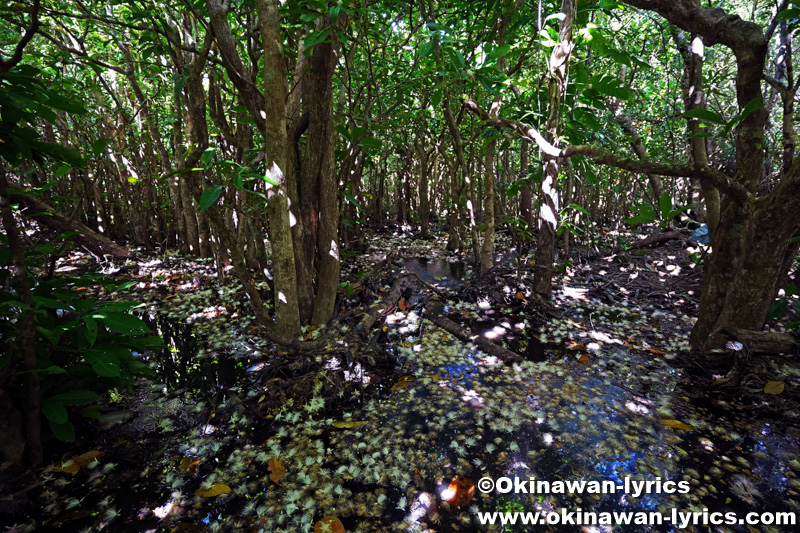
83 316 98 346
665 205 693 220
359 137 382 150
625 214 656 225
84 347 130 377
342 191 362 211
81 405 102 419
48 389 100 405
767 299 789 321
91 311 150 334
776 8 800 20
431 89 443 108
41 365 67 375
304 28 331 52
41 400 68 424
92 139 108 157
49 420 75 442
198 186 224 212
420 40 435 57
566 203 590 216
32 296 64 310
453 49 466 68
486 44 512 62
87 356 120 377
683 108 725 125
330 5 341 24
200 146 218 166
334 123 352 141
55 166 72 178
625 204 657 225
45 93 87 114
735 97 763 124
658 192 673 218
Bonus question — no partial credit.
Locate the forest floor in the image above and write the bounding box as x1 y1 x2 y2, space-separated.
3 226 800 533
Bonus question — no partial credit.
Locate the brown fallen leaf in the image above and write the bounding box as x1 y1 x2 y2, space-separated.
194 483 231 497
315 515 345 533
392 375 416 390
398 297 407 312
578 354 590 364
764 381 785 395
443 476 475 507
180 456 201 475
269 457 285 484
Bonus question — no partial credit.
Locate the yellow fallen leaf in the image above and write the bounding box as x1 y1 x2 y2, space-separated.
194 483 231 497
516 291 525 300
54 460 79 475
660 419 693 431
392 375 416 390
331 421 367 429
54 450 104 475
269 457 285 484
764 381 785 395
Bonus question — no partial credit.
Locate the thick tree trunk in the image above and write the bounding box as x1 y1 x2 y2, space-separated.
304 17 341 326
258 0 302 337
691 188 800 350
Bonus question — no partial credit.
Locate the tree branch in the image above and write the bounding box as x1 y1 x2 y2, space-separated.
0 0 41 73
462 97 752 205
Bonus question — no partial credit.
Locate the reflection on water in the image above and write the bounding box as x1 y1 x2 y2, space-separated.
139 313 255 399
403 257 467 289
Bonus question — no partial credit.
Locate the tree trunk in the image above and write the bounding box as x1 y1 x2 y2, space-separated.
0 170 42 465
534 0 575 297
417 138 431 239
258 0 302 337
480 139 496 273
303 16 341 326
519 140 534 229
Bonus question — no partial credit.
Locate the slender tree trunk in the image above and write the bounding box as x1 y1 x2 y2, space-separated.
519 140 534 230
534 0 575 297
418 140 431 239
480 139 496 273
0 169 42 465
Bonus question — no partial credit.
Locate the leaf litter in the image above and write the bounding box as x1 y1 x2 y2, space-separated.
10 230 800 533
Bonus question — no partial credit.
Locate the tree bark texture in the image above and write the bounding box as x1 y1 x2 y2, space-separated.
258 0 302 337
0 170 42 465
534 0 575 296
